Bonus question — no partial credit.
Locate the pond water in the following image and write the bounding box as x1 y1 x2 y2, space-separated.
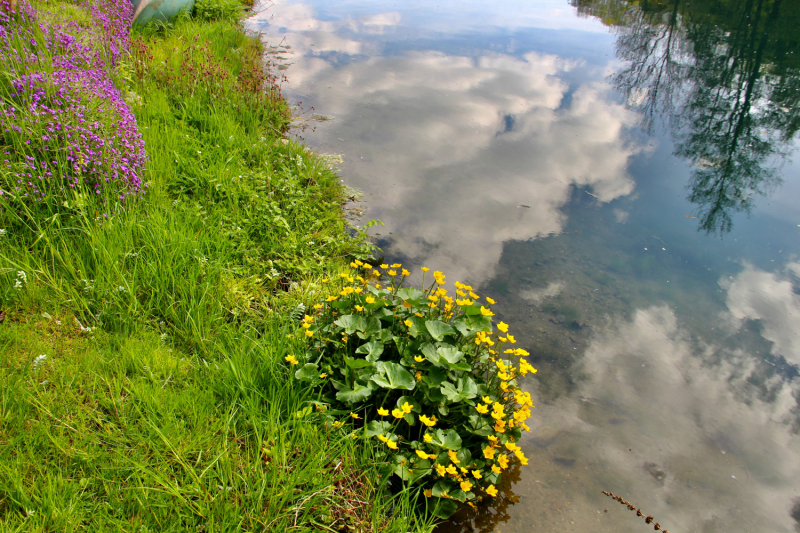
247 1 800 531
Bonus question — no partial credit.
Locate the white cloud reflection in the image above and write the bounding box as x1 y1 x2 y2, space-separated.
524 304 800 533
251 2 645 284
723 262 800 366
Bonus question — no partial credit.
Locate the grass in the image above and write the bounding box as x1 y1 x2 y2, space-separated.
0 2 434 531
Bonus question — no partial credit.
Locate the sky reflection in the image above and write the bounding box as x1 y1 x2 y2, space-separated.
249 1 800 531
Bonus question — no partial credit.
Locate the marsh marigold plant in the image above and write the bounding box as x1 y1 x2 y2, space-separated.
289 263 536 518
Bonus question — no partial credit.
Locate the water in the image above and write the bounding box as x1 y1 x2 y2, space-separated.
247 1 800 531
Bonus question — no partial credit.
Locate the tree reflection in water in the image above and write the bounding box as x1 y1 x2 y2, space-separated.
572 0 800 234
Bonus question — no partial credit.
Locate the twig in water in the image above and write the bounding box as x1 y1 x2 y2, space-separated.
602 490 669 532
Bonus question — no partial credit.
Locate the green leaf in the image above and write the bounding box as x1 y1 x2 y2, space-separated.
431 498 459 519
362 317 382 336
432 429 462 450
408 316 427 338
334 315 366 334
423 367 447 387
440 376 478 402
294 363 319 381
437 345 464 365
355 341 384 361
454 315 492 334
373 307 394 320
344 356 374 370
421 343 443 367
395 395 421 412
425 320 456 341
396 287 424 301
431 479 455 498
365 420 391 437
370 362 416 390
335 383 373 404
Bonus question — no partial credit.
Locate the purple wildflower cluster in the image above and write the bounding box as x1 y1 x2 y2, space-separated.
0 0 147 204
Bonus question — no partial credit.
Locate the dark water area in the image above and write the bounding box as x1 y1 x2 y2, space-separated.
248 1 800 531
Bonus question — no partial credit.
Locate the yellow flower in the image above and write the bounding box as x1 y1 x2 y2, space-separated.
305 330 314 337
414 312 423 317
350 262 358 268
365 296 375 304
377 407 389 416
497 455 509 470
447 450 460 464
476 404 489 414
494 421 506 433
514 348 529 356
435 464 447 476
497 321 509 333
460 480 473 492
301 323 311 329
472 470 482 479
401 269 410 276
483 396 493 404
480 306 495 317
415 371 422 381
380 264 389 269
388 269 397 276
483 446 496 460
485 484 498 497
377 434 388 442
321 278 329 283
445 464 457 475
514 449 528 464
401 402 413 414
423 433 433 443
363 264 372 270
386 440 398 450
414 355 425 362
354 287 363 294
460 467 468 474
332 420 344 428
392 408 404 419
417 450 436 459
424 489 433 498
354 260 364 266
350 412 360 419
519 358 537 376
355 305 364 311
491 465 502 474
486 297 496 305
505 441 518 452
421 267 430 272
456 290 466 297
456 298 473 306
285 355 299 365
402 301 412 308
319 373 328 379
404 320 413 327
507 334 516 344
469 291 479 299
419 414 437 427
313 303 323 309
325 296 337 302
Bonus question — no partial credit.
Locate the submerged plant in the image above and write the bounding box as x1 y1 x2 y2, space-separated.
288 263 537 518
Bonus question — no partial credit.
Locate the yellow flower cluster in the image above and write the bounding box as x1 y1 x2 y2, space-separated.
296 262 537 501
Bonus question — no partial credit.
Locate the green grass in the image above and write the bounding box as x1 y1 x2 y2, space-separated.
0 4 433 532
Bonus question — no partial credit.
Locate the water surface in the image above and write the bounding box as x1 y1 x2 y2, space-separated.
249 1 800 531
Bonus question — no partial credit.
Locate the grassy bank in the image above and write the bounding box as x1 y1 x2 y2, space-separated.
0 0 433 530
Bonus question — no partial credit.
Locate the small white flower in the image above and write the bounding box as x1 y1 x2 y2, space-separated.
33 354 47 368
0 228 6 236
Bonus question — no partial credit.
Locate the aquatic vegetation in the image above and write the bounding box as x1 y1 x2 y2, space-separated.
0 0 146 206
289 264 536 518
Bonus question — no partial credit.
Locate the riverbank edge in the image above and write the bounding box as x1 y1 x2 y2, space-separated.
0 1 435 530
